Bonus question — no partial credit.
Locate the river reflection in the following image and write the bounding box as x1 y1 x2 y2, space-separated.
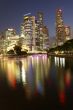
0 55 73 109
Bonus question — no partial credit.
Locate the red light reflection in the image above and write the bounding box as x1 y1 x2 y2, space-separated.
59 91 65 105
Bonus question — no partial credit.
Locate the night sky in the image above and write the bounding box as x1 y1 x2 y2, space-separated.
0 0 73 36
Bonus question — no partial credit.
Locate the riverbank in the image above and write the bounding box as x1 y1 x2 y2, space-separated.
47 53 73 58
0 51 47 58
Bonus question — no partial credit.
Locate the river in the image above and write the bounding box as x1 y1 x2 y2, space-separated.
0 54 73 109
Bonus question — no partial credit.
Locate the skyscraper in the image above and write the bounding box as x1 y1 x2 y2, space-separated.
37 12 49 50
42 26 49 49
56 9 64 46
20 15 35 51
35 20 40 50
20 12 49 51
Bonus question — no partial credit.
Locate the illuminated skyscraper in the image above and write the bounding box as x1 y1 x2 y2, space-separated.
35 20 40 50
56 9 64 45
20 12 49 51
20 15 36 51
37 12 49 50
42 26 49 49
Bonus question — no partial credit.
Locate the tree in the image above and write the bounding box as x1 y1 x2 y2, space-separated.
7 50 14 55
14 45 22 55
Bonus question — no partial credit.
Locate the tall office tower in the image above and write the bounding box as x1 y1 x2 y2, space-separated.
22 15 35 50
37 12 49 50
35 20 40 50
42 26 49 49
37 12 44 49
56 9 64 45
64 26 71 41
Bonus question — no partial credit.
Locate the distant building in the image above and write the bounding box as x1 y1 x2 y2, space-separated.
20 23 25 37
64 26 71 41
35 20 40 50
0 28 17 54
40 26 49 50
49 36 56 48
4 28 16 38
24 15 35 50
37 12 49 50
56 9 64 46
20 15 36 50
20 12 49 51
37 12 44 28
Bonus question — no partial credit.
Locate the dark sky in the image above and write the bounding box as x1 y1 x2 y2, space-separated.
0 0 73 36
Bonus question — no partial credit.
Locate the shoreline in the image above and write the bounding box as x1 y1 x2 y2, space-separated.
47 53 73 58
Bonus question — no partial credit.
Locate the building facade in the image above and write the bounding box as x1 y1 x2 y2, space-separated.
20 15 36 51
4 28 16 38
20 12 49 51
37 12 49 50
56 9 64 46
64 26 71 41
37 12 44 28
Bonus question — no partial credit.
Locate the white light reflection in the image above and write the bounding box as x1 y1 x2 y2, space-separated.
55 57 65 67
55 57 59 67
60 58 65 67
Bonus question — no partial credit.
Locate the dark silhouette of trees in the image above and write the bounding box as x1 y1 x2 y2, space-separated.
7 50 14 55
14 45 22 55
48 39 73 53
14 45 27 55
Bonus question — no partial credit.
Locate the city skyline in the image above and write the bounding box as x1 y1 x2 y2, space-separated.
0 0 73 37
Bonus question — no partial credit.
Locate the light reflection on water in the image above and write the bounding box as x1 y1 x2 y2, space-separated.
0 55 73 108
54 57 65 67
0 55 50 98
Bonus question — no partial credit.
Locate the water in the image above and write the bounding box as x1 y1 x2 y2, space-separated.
0 54 73 109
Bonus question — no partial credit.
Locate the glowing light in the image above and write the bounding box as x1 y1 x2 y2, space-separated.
22 64 26 85
60 58 65 67
24 16 29 19
54 57 59 66
8 28 14 31
59 9 62 12
6 60 16 88
24 13 31 16
55 57 65 67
